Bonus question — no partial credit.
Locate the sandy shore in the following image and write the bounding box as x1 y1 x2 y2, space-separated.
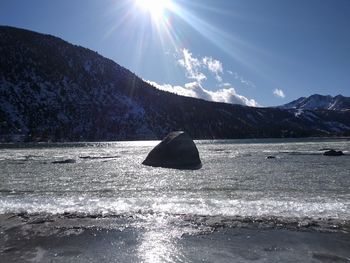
1 213 350 263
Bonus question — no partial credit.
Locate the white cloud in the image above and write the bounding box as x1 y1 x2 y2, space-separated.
177 49 225 83
273 88 286 98
233 72 256 88
202 57 223 82
147 80 259 107
178 49 207 83
152 48 259 107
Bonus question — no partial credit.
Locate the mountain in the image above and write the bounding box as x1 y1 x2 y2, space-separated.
280 94 350 111
1 26 350 142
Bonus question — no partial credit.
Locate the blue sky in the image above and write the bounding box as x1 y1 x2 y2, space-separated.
1 0 349 106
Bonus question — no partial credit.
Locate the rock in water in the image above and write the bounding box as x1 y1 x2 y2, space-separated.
142 131 202 169
323 150 344 156
52 159 76 164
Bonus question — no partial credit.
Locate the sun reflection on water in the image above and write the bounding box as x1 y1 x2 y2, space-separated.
137 216 184 263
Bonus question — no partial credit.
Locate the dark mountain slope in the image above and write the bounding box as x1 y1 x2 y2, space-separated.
1 26 349 142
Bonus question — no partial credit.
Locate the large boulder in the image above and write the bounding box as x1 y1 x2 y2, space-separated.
142 131 202 169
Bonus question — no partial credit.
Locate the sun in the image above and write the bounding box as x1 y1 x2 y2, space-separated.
135 0 173 20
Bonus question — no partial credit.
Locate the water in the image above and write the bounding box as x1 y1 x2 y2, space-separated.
1 138 349 219
1 139 350 262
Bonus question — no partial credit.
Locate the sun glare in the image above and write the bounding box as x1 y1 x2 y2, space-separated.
135 0 173 20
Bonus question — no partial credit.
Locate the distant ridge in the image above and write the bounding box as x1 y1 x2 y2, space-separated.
1 26 350 142
280 94 350 111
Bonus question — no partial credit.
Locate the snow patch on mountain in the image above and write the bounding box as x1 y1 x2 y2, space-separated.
280 94 350 111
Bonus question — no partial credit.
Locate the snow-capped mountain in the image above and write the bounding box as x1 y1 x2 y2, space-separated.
1 26 350 142
280 94 350 111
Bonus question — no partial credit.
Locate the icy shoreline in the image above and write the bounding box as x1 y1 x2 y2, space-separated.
1 212 350 233
1 213 350 262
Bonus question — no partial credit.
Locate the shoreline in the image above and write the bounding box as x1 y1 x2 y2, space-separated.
0 136 349 148
1 213 350 262
2 212 350 233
